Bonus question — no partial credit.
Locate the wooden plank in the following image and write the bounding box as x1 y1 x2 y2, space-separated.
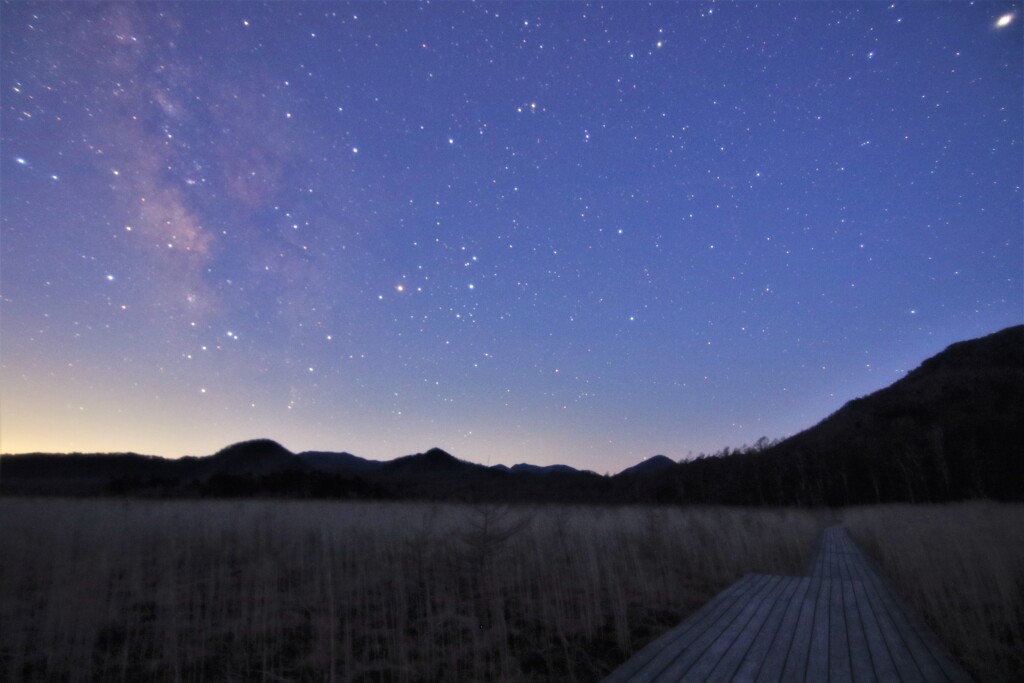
842 576 875 683
851 577 900 683
643 574 771 682
600 574 759 683
848 530 971 683
829 573 853 683
651 574 782 682
842 531 873 583
601 573 766 683
834 531 853 581
835 552 848 581
754 577 813 683
852 554 964 683
811 527 839 578
815 527 872 582
848 558 927 683
726 575 801 683
779 576 824 682
847 550 868 582
807 529 828 576
605 524 971 683
834 526 969 683
806 577 832 683
690 575 793 682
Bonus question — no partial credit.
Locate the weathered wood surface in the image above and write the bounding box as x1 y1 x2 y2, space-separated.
601 526 970 683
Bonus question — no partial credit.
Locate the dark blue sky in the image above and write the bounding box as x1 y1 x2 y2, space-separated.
2 2 1020 471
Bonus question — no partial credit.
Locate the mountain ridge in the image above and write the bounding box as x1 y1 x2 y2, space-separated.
648 325 1024 505
4 325 1021 505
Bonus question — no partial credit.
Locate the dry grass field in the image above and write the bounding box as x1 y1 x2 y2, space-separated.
2 498 1019 682
844 502 1024 683
0 498 822 682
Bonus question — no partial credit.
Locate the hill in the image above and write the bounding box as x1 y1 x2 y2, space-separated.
619 455 677 477
199 439 307 478
639 325 1024 505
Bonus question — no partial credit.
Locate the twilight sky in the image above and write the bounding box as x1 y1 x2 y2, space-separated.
1 2 1021 472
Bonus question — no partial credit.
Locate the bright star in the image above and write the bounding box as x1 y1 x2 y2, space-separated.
996 13 1014 28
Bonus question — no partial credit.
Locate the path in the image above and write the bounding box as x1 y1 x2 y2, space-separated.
600 526 970 683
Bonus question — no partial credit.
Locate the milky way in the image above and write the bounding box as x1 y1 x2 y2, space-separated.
1 2 1020 471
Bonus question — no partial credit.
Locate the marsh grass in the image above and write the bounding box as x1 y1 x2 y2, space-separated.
844 502 1024 683
0 498 821 682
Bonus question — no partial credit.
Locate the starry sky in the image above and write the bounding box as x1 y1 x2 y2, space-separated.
1 2 1021 472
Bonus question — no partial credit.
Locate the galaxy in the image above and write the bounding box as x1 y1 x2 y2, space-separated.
1 2 1020 472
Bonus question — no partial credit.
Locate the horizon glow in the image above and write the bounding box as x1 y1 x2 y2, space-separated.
1 3 1021 472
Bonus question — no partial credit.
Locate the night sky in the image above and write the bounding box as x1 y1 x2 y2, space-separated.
2 2 1021 472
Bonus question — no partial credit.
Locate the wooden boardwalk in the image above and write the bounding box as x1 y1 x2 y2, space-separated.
601 526 970 683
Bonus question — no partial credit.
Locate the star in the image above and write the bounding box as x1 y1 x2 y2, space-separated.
0 1 1019 474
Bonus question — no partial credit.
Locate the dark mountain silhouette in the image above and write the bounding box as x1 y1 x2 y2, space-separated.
295 450 383 473
509 463 584 475
199 439 307 478
383 447 481 475
635 325 1024 505
619 455 677 477
0 452 184 495
2 325 1020 505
